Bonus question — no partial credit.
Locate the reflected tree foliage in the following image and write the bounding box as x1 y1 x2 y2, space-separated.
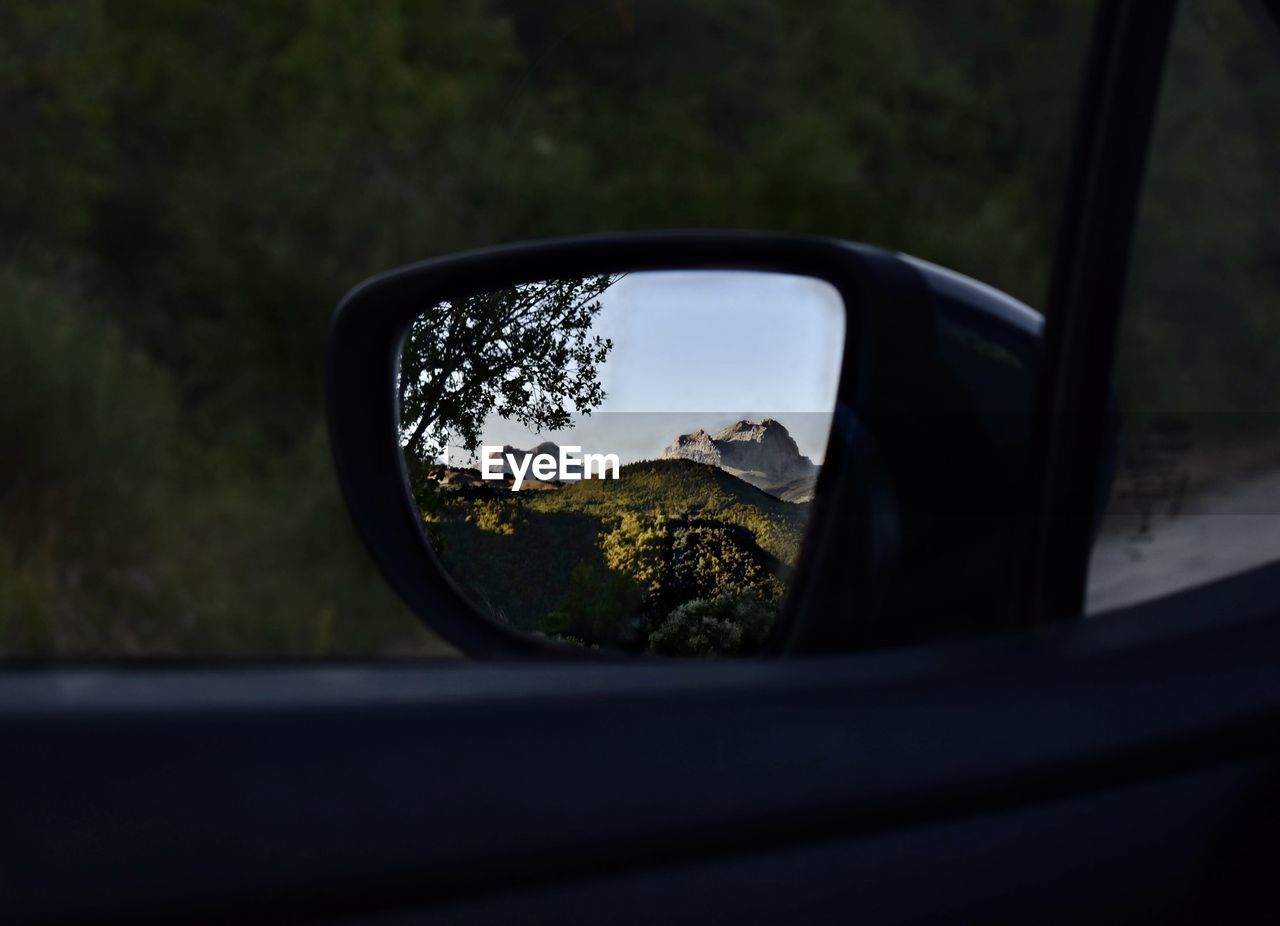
398 275 618 473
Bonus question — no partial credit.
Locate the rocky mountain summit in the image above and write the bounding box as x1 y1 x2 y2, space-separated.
662 418 819 502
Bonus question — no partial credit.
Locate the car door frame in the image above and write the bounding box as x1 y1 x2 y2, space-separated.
1019 0 1179 627
7 1 1280 923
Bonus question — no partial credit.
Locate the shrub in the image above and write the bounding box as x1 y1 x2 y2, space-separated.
646 594 776 658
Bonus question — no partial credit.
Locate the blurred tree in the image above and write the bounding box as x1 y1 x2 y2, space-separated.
0 0 1099 657
0 1 112 250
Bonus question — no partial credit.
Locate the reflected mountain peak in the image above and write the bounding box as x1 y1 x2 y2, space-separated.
663 417 819 502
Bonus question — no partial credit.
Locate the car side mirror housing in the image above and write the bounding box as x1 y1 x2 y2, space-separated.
327 232 1044 658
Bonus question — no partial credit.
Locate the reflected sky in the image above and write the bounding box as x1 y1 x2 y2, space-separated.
442 270 846 466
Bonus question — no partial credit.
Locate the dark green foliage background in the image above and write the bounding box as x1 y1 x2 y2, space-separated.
0 0 1097 657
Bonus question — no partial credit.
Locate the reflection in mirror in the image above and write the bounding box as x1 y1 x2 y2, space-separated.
398 271 845 656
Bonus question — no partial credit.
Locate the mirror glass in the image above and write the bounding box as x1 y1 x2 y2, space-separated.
398 270 846 656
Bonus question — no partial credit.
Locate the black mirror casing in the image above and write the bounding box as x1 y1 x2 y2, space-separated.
326 232 1043 658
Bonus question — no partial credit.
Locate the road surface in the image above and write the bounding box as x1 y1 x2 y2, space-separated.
1086 468 1280 613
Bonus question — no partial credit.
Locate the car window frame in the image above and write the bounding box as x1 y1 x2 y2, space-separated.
1019 0 1180 626
1025 0 1280 626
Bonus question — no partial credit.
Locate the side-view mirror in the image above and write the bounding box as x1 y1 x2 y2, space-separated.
327 233 1043 658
